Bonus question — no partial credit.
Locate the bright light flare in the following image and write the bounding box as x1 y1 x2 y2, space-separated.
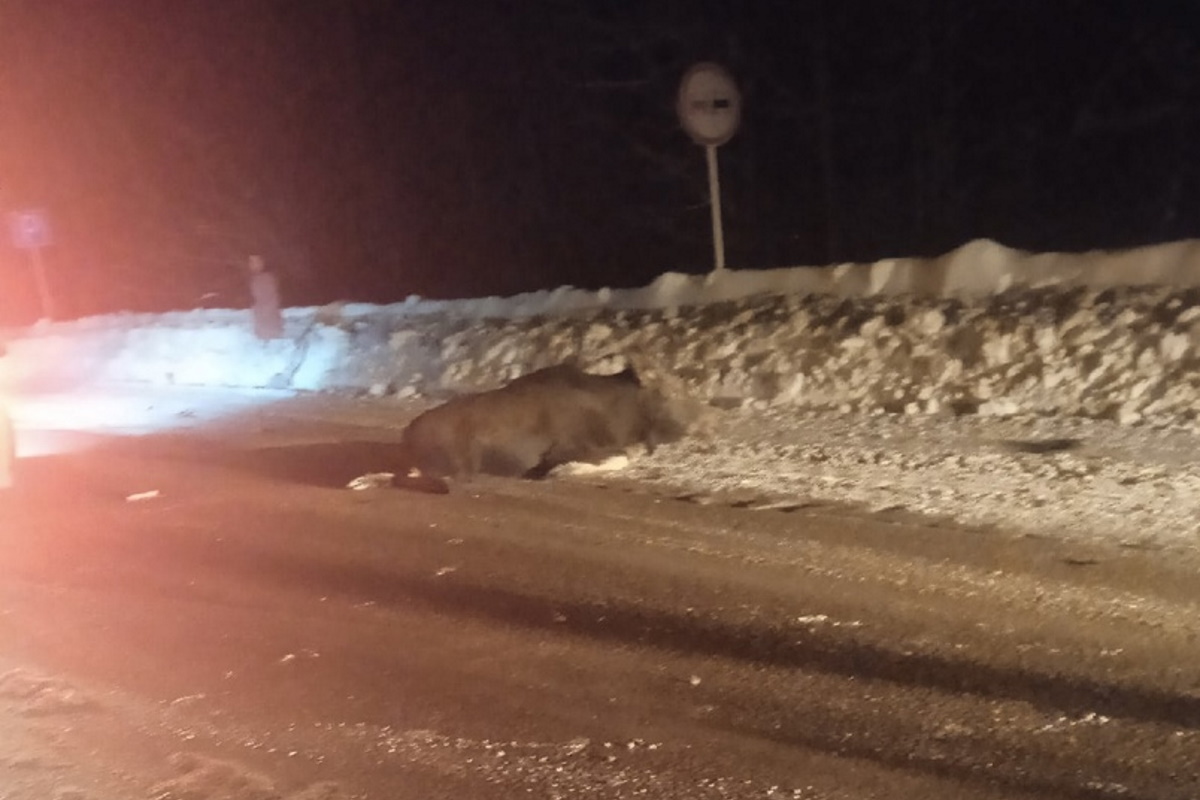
0 325 317 460
7 384 293 457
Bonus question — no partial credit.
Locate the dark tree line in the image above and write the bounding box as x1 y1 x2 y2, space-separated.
2 0 1199 322
557 0 1200 266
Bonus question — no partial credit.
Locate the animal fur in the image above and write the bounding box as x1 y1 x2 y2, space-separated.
400 363 685 482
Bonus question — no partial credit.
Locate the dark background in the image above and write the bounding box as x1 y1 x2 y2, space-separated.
2 0 1200 323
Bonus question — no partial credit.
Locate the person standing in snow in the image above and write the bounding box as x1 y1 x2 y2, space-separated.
247 254 283 340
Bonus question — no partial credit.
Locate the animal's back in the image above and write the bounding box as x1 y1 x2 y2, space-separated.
401 396 480 476
402 389 554 478
400 361 687 481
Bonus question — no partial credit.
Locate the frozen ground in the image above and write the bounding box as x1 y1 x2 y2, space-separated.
5 232 1200 799
11 380 1198 563
615 406 1200 556
274 386 1200 556
5 237 1200 556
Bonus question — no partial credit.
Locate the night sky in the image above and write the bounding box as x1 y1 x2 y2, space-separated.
3 1 1200 323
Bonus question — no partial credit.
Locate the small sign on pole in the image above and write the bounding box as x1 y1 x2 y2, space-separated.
677 62 741 273
8 209 55 320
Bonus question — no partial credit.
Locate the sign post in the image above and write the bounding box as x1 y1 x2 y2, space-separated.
677 63 741 273
0 387 11 488
8 209 54 320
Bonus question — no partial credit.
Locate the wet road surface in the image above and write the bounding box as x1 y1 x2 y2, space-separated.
2 409 1199 799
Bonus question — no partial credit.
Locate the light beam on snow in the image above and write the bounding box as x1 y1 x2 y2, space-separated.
7 384 291 457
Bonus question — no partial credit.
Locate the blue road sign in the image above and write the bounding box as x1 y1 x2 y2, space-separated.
9 210 51 249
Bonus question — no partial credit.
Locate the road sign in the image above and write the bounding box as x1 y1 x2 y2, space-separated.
9 209 51 250
677 63 741 272
7 209 55 319
677 62 741 147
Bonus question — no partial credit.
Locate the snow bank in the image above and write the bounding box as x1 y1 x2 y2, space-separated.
6 239 1200 428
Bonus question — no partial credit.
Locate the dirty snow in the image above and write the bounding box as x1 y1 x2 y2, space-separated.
4 238 1200 553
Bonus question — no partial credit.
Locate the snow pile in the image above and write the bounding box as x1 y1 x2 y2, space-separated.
621 407 1200 552
326 285 1200 431
6 237 1200 549
6 238 1200 429
642 284 1200 427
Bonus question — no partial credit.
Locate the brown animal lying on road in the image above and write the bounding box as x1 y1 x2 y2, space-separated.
400 363 686 482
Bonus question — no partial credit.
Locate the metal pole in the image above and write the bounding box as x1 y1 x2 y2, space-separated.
29 247 54 320
706 144 726 272
0 404 12 489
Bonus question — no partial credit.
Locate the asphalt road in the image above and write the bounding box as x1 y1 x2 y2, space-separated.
1 405 1199 799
